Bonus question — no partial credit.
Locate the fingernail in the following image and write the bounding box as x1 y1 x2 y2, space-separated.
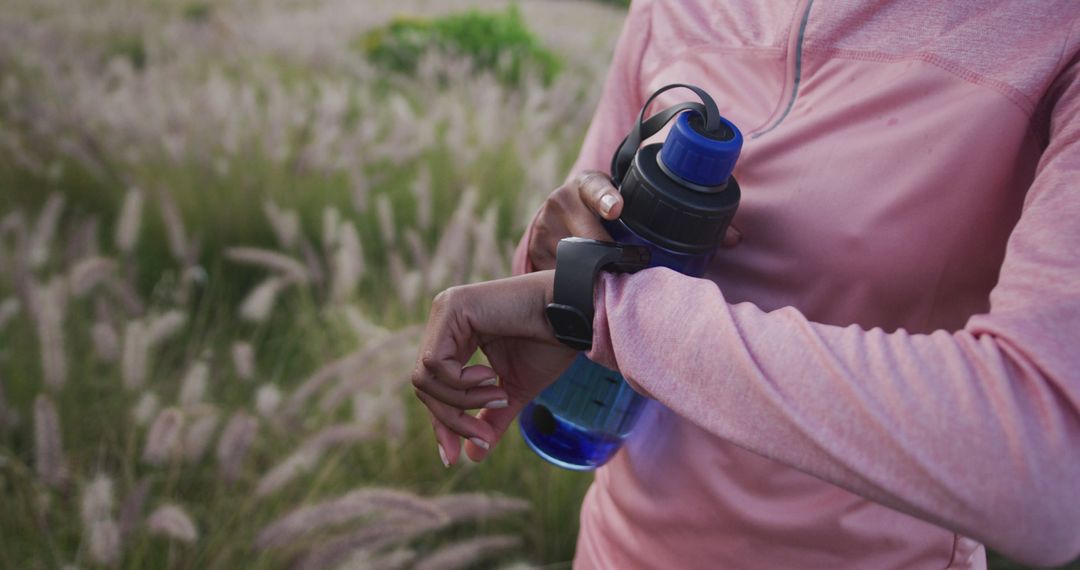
469 437 490 450
600 194 618 215
478 377 498 387
485 399 509 409
438 444 449 468
730 226 742 239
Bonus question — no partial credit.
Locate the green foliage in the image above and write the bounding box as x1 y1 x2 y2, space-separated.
182 2 213 23
0 0 601 565
108 35 147 69
360 6 562 86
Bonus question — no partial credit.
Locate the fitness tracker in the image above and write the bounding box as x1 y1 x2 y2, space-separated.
544 238 650 351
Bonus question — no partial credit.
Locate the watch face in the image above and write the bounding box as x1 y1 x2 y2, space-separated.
544 304 592 351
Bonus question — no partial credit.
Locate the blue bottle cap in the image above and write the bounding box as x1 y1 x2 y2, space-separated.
659 112 743 188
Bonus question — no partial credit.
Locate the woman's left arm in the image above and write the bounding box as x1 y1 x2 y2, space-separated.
586 65 1080 567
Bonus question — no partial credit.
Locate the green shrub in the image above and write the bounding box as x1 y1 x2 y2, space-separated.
107 35 147 69
182 2 212 23
359 6 562 86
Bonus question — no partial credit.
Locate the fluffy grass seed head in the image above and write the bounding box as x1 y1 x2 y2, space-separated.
146 504 198 543
81 474 120 566
254 423 371 497
33 394 68 489
263 200 300 250
121 320 148 390
88 520 121 566
330 222 364 303
411 167 432 231
131 391 159 427
255 487 445 550
321 206 341 251
342 305 388 341
238 276 288 323
157 188 191 262
375 193 395 247
231 342 255 380
431 493 530 523
144 310 187 348
254 383 281 417
427 188 476 290
142 407 184 467
68 256 116 297
403 228 429 279
115 188 144 256
27 193 64 269
342 548 417 570
413 535 522 570
216 411 258 482
30 277 68 390
225 247 311 284
182 409 221 463
178 360 209 408
253 449 318 498
0 297 20 331
294 519 445 570
91 320 120 362
80 474 115 525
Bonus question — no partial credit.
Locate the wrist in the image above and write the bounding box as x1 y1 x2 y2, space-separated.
533 270 559 344
459 270 557 343
523 270 562 346
544 238 650 351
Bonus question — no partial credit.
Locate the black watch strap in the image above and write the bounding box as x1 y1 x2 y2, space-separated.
545 238 650 351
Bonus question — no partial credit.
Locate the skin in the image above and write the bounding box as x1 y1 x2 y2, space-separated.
411 171 742 466
412 270 572 466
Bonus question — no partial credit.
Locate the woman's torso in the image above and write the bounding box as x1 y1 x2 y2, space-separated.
576 1 1076 568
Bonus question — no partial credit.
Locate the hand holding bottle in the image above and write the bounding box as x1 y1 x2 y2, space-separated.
527 171 741 272
526 170 625 270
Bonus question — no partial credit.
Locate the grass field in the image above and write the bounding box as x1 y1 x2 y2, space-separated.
0 0 623 567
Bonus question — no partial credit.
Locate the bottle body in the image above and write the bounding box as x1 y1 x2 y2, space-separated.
519 219 714 470
520 86 742 471
517 354 645 470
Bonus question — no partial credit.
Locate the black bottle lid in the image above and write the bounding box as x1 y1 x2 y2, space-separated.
619 144 740 254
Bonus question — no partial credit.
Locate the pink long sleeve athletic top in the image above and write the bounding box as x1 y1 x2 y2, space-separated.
513 1 1080 568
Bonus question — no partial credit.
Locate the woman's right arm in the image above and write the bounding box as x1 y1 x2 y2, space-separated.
514 0 652 274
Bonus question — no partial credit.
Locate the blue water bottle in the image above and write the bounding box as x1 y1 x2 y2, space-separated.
519 84 744 470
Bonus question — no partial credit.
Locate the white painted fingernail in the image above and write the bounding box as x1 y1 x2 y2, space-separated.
485 399 509 409
600 194 618 215
478 377 498 387
438 444 449 468
469 437 490 450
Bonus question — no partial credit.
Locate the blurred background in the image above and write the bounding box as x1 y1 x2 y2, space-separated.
0 0 626 567
0 0 1057 568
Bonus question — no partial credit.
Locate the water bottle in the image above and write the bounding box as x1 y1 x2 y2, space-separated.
519 84 744 470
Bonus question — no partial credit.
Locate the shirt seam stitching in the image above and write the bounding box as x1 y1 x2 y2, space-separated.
801 46 1037 116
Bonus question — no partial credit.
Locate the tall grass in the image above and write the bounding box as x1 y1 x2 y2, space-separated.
0 0 627 567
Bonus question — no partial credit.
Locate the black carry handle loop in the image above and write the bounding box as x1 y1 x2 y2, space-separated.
610 83 722 186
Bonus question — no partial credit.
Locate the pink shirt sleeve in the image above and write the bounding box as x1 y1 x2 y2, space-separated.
586 61 1080 566
512 0 650 276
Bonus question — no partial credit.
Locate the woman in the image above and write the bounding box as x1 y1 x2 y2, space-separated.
411 1 1080 568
